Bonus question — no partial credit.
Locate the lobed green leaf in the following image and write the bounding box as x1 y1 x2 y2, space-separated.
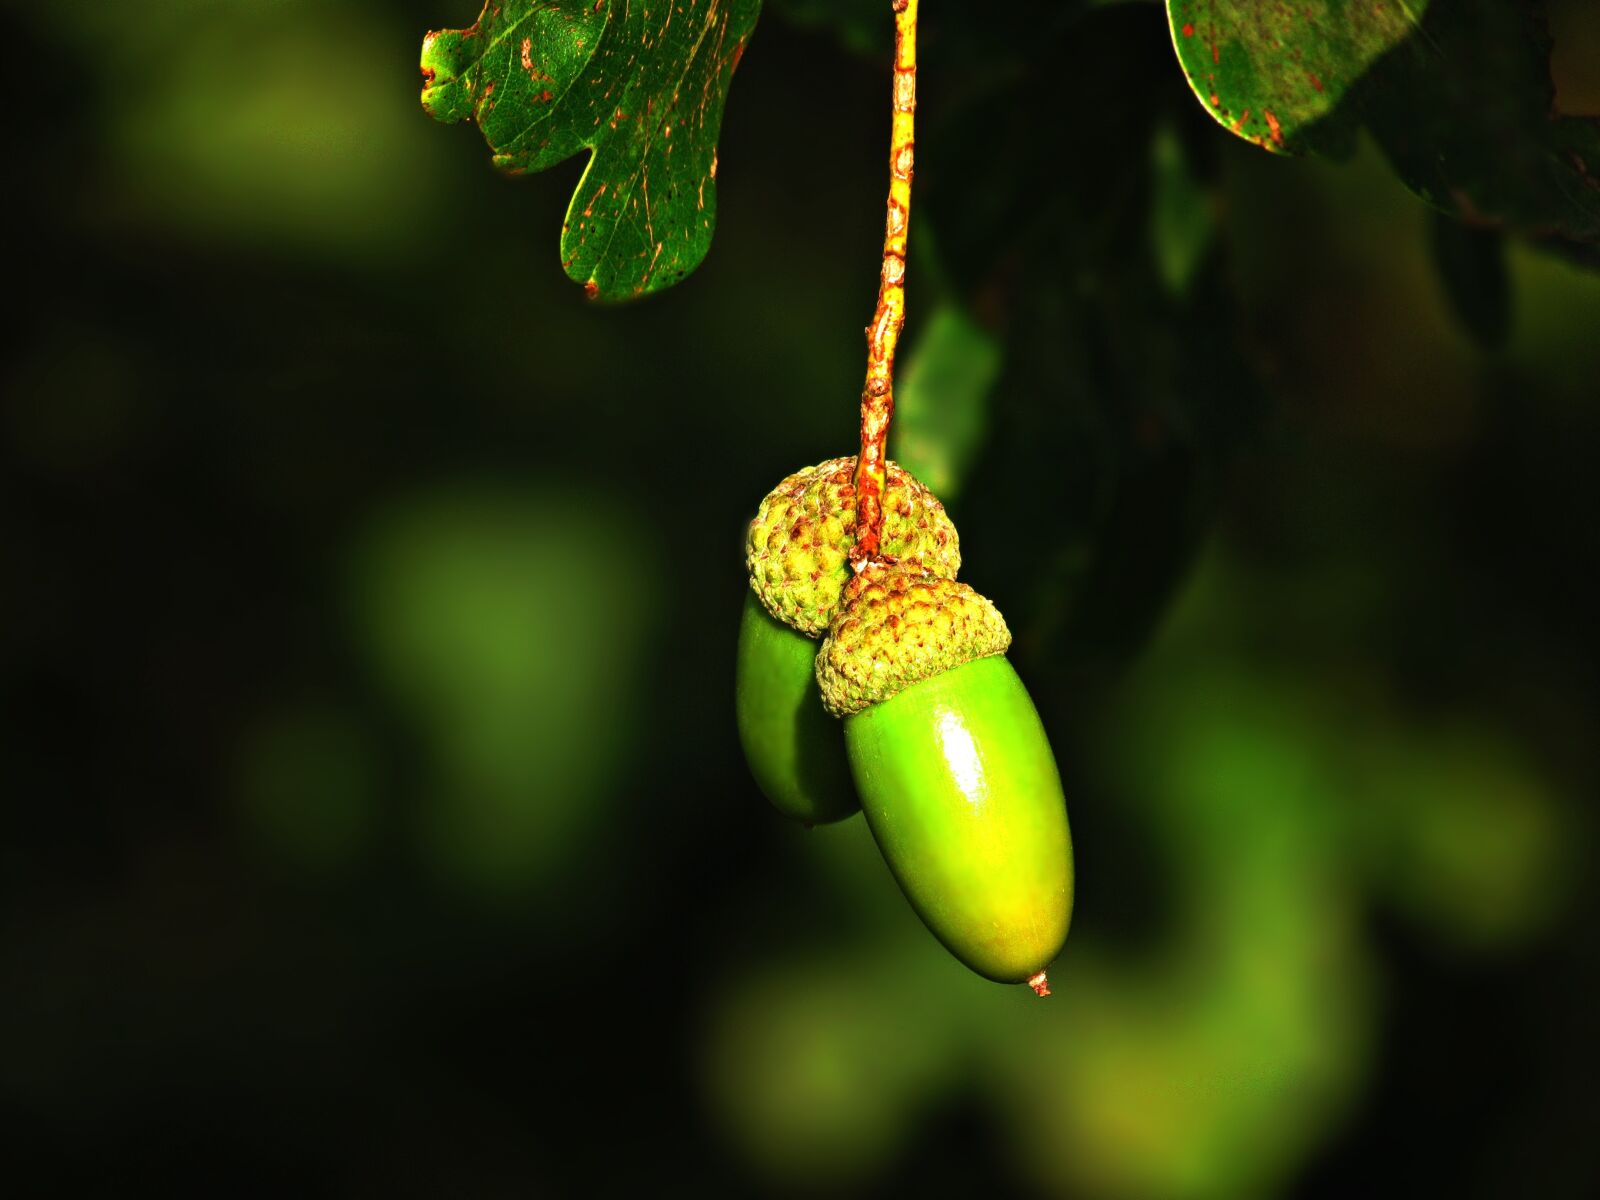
421 0 761 300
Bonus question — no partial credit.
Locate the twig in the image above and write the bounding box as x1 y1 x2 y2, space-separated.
851 0 918 569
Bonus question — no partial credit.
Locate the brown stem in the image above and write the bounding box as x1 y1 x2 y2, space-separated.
851 0 918 570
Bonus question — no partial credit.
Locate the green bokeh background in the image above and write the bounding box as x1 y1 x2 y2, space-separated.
3 1 1598 1194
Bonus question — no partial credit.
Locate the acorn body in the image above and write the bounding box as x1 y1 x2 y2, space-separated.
816 568 1074 987
845 656 1073 982
735 592 857 824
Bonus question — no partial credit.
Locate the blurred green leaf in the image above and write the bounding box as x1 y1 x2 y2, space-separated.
706 951 960 1185
1505 234 1600 399
348 485 655 898
1166 0 1426 153
1354 727 1570 949
420 0 761 300
984 658 1375 1200
28 1 443 257
889 305 1000 503
1149 121 1215 299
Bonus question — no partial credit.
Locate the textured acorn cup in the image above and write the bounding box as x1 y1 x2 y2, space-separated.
818 568 1074 986
735 592 857 824
746 457 960 637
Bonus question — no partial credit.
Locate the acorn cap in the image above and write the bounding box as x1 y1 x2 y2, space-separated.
747 458 960 637
815 567 1011 717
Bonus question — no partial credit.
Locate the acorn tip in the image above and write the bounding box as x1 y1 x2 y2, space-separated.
1027 971 1051 998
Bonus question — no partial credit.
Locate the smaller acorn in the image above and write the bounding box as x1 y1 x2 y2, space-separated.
736 458 960 825
817 566 1073 989
735 592 856 824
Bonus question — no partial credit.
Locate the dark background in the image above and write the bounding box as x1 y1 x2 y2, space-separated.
4 1 1599 1195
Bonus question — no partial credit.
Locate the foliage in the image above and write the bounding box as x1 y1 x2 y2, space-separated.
1166 0 1600 246
427 0 1600 299
1166 0 1426 153
422 0 761 299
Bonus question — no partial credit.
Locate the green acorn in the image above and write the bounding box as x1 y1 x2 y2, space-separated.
737 458 959 824
817 566 1074 991
735 592 857 824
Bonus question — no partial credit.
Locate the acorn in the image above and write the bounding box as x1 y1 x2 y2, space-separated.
816 566 1074 990
735 591 857 824
737 457 959 824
